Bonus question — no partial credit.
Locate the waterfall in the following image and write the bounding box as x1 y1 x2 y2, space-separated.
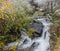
19 18 51 51
4 18 51 51
32 18 51 51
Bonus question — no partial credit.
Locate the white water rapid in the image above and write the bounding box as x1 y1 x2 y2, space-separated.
4 18 51 51
18 18 51 51
32 18 51 51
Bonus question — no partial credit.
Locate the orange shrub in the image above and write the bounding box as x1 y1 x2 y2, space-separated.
0 0 14 19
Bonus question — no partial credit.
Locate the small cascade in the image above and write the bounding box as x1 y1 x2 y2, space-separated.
32 18 51 51
3 18 51 51
17 18 51 51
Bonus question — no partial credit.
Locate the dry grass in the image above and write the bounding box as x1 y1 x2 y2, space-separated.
52 37 60 51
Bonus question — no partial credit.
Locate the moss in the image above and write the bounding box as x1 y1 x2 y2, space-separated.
8 46 17 51
27 28 35 38
0 42 5 49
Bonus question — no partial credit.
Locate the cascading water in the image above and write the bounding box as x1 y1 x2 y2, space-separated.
18 18 51 51
4 18 51 51
32 18 51 51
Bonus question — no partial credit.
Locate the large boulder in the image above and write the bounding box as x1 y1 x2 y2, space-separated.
30 19 44 38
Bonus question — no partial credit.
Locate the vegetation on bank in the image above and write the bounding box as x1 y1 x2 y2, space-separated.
0 0 60 51
0 0 34 51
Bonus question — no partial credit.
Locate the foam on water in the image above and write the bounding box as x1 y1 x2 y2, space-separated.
32 18 51 51
4 18 51 51
19 18 51 51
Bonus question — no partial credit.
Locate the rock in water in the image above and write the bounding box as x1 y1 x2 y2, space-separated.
30 19 44 38
3 17 51 51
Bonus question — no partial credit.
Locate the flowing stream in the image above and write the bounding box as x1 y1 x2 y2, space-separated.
32 18 51 51
4 18 51 51
18 18 51 51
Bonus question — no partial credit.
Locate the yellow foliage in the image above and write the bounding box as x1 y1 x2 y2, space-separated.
27 28 35 37
0 0 14 19
0 0 3 2
9 46 17 51
0 42 5 48
0 8 3 12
